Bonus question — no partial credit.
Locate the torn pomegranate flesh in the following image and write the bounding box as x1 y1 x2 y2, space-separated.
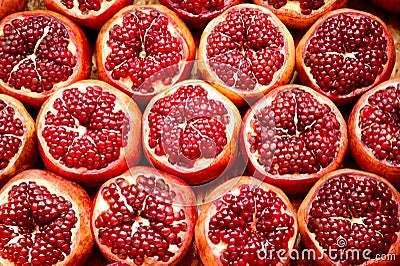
307 174 400 264
248 88 341 175
0 181 77 265
358 83 400 165
105 9 184 93
41 86 130 170
147 85 230 168
168 0 225 15
267 0 326 15
0 100 23 170
304 14 388 95
61 0 103 13
94 175 189 265
206 7 286 91
0 15 77 92
208 184 295 265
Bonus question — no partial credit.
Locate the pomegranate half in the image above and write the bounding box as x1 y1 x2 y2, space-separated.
195 176 298 265
91 166 197 265
96 4 196 107
298 169 400 265
240 84 348 194
198 3 295 107
0 93 37 185
36 79 142 187
253 0 348 30
0 10 92 109
348 78 400 187
142 79 241 185
43 0 132 30
296 8 396 105
0 169 94 265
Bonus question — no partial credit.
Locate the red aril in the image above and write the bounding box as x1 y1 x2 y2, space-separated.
0 0 27 19
159 0 245 30
240 84 348 194
36 79 142 187
348 78 400 187
0 10 92 109
142 79 241 185
91 166 197 265
0 169 94 265
195 176 298 265
198 4 295 107
0 94 37 185
43 0 132 30
298 169 400 265
253 0 348 30
96 4 196 107
296 8 396 105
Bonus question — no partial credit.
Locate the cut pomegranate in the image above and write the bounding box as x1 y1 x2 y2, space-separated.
0 10 92 109
0 169 94 265
240 84 348 194
142 79 241 185
296 8 396 105
0 0 27 19
159 0 245 30
253 0 348 30
198 4 295 107
36 79 142 187
0 94 37 185
91 166 197 265
348 78 400 187
195 176 298 265
298 169 400 265
44 0 132 30
96 4 196 107
369 0 400 15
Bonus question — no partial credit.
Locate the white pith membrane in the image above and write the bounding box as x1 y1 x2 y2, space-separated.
0 178 80 265
354 83 400 167
204 180 297 264
0 14 78 94
143 79 238 172
262 0 332 16
39 84 130 171
306 173 400 264
0 98 25 172
101 7 190 95
200 5 290 96
243 87 344 178
93 172 191 264
301 12 390 97
59 0 116 17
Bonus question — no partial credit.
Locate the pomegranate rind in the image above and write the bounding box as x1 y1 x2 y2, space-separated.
198 3 295 107
142 79 242 185
253 0 348 30
0 10 92 109
369 0 400 15
36 79 142 187
0 169 94 266
298 168 400 266
0 0 27 19
195 176 298 265
159 0 246 30
96 4 196 107
348 78 400 187
240 84 348 194
91 166 198 266
43 0 132 30
0 94 37 185
296 8 396 106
